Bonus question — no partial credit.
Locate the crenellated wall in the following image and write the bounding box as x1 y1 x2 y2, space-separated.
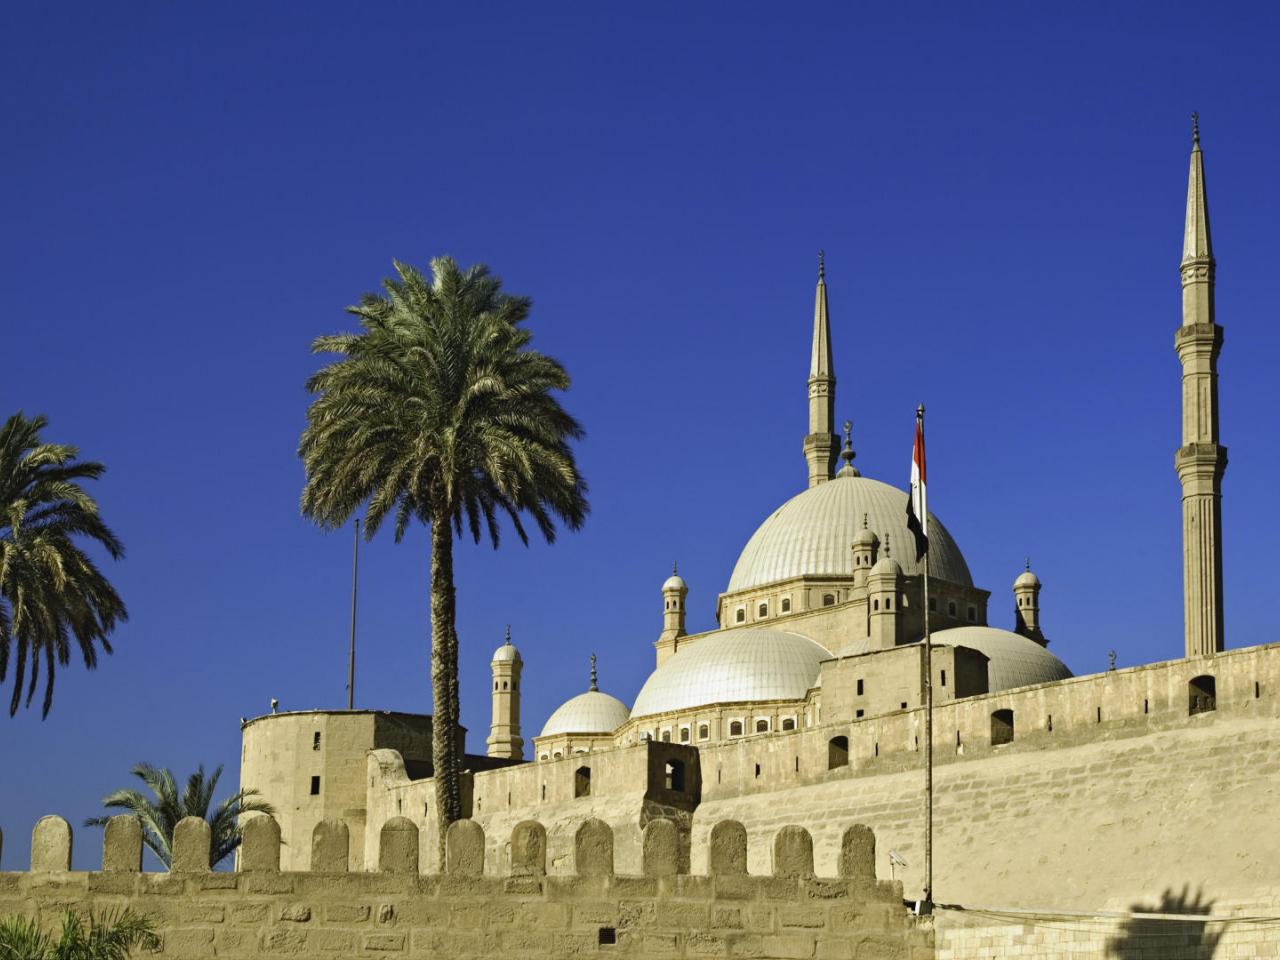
0 813 930 960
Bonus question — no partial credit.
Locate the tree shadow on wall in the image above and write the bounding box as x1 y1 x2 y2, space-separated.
1105 886 1223 959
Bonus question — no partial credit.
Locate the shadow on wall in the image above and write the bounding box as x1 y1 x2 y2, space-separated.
1106 887 1222 959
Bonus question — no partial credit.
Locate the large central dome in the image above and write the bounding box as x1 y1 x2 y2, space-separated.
726 475 972 593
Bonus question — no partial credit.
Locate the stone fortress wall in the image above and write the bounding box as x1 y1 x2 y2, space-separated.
0 812 931 960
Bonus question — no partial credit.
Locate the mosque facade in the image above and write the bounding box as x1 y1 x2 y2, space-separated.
240 126 1277 908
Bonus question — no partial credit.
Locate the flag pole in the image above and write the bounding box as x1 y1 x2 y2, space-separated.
919 404 934 914
347 516 360 710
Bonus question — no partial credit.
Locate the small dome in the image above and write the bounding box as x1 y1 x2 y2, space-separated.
631 628 827 718
539 690 629 737
727 475 971 594
870 556 902 578
840 628 1071 692
492 642 520 663
1014 569 1040 588
663 574 687 592
852 526 879 549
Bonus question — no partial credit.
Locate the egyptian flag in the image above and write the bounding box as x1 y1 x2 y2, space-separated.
906 408 928 561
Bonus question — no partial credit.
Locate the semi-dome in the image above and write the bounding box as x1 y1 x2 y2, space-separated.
539 690 629 737
838 628 1071 692
726 475 972 594
631 628 827 718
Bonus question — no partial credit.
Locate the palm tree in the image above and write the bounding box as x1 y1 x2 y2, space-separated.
0 411 127 717
85 763 274 868
299 257 588 858
0 909 157 959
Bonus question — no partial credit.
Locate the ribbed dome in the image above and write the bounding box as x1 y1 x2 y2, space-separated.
839 628 1071 692
726 476 971 594
491 642 520 663
539 690 629 737
631 628 827 718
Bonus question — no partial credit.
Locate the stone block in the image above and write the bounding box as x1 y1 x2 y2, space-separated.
763 932 818 958
31 815 71 871
230 902 270 924
164 927 215 953
773 825 815 879
379 817 419 875
445 819 485 876
240 814 281 872
310 929 358 953
510 819 546 877
280 902 311 922
574 818 614 878
643 818 681 877
102 815 142 872
171 817 211 872
710 820 748 876
262 928 308 953
311 818 350 872
838 824 876 882
363 932 407 951
324 902 372 924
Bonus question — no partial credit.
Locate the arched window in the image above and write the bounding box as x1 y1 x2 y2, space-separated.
781 717 795 731
885 597 892 610
553 750 563 759
502 680 508 690
967 606 976 622
665 760 685 792
735 608 745 623
574 766 591 798
781 598 791 613
948 601 957 616
991 708 1014 745
822 594 835 607
698 724 710 740
758 602 768 618
729 720 743 736
661 730 671 743
313 731 321 751
1189 675 1216 715
873 599 879 611
828 735 849 769
679 726 690 743
755 718 769 733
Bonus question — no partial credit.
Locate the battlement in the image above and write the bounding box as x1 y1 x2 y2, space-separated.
0 814 931 959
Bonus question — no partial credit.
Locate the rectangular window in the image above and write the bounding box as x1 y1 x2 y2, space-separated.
856 678 864 696
309 775 321 796
940 669 947 688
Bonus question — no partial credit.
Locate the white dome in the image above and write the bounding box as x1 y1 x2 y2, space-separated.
838 628 1071 692
663 574 687 592
492 642 520 663
631 628 827 718
726 475 971 594
870 556 903 578
539 690 629 737
1014 569 1040 588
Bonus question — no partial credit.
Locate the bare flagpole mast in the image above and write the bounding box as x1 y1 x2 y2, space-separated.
347 517 360 710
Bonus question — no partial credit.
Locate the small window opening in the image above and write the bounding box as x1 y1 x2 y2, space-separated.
493 681 499 691
553 750 563 758
309 775 321 796
1188 675 1216 715
855 708 864 718
940 669 947 688
828 735 849 769
1096 707 1102 723
313 731 321 751
929 597 937 611
782 717 795 731
874 742 879 757
1047 714 1053 731
991 708 1014 746
599 927 617 946
900 702 908 710
1143 699 1149 715
698 724 709 741
665 760 685 791
753 763 761 778
502 680 508 690
661 731 670 743
967 606 976 622
1256 681 1261 699
948 601 957 616
823 594 835 607
856 679 864 696
396 797 402 814
541 784 546 800
873 599 880 611
735 608 745 623
758 602 768 617
717 767 722 784
794 756 799 772
574 765 591 798
955 730 961 747
680 727 690 743
886 597 892 610
781 598 791 613
424 802 429 817
729 720 743 736
755 719 769 733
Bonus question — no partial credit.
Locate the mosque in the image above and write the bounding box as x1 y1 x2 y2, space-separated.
240 124 1270 906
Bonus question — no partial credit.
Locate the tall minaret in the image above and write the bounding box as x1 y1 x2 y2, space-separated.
803 252 839 487
487 626 523 759
1175 114 1227 658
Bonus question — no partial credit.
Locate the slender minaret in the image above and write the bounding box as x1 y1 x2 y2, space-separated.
487 626 523 759
1013 560 1044 646
660 562 688 644
803 252 839 487
1175 114 1227 658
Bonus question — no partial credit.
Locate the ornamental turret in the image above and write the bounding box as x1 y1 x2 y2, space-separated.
851 512 878 589
803 252 840 488
868 535 902 651
661 563 688 644
1175 114 1227 658
1013 560 1044 646
487 626 523 760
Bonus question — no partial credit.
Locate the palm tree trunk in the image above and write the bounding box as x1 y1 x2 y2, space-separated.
429 509 463 867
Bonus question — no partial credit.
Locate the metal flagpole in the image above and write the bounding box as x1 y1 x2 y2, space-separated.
347 517 360 710
919 404 934 913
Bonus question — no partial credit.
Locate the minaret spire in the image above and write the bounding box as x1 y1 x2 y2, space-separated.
1175 114 1227 657
803 251 839 487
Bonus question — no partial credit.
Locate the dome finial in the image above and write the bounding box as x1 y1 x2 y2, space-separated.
818 249 825 281
1192 111 1200 147
836 419 860 477
589 653 598 692
505 624 511 643
863 512 869 530
1025 557 1030 572
884 532 891 557
673 560 678 575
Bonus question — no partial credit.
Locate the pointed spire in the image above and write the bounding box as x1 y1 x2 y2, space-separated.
1183 113 1213 265
589 653 598 692
810 251 833 381
804 252 838 486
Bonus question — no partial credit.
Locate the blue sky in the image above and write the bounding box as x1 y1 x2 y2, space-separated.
2 2 1278 868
